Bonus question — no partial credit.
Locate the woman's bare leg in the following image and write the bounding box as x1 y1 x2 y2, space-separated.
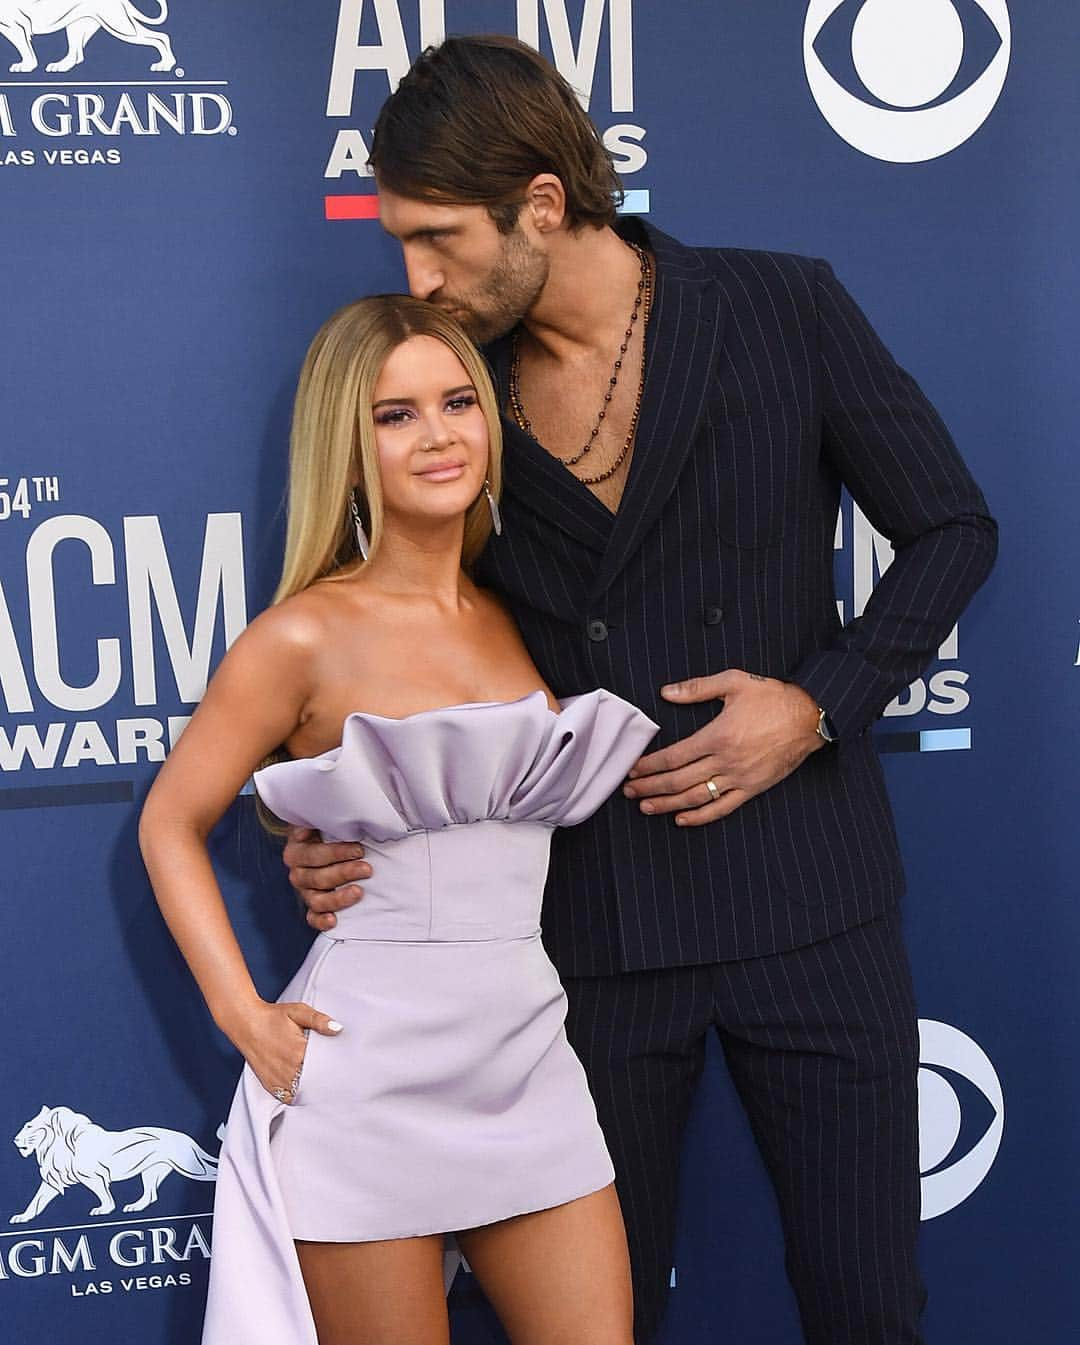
296 1234 450 1345
456 1184 634 1345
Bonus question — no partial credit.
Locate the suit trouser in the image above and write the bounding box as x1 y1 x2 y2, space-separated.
562 910 926 1345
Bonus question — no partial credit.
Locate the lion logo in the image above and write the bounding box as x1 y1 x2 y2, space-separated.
0 1 177 74
9 1104 220 1224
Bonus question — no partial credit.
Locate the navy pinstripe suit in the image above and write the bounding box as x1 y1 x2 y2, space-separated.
476 221 997 1344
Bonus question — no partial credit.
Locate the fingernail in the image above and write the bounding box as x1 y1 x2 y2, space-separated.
351 848 365 860
675 815 686 826
641 802 654 815
327 1020 344 1034
662 684 681 696
622 785 634 797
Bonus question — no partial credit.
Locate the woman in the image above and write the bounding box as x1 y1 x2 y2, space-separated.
138 295 658 1345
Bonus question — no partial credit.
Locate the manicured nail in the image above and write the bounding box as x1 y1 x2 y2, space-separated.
327 1020 344 1034
641 802 654 815
675 815 686 826
662 684 682 696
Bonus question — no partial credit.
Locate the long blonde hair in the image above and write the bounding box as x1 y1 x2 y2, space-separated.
275 294 503 603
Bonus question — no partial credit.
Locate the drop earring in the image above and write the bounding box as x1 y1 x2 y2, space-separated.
484 480 503 537
349 492 370 561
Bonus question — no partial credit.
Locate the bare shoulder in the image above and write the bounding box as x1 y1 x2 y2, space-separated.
221 583 368 689
230 592 318 662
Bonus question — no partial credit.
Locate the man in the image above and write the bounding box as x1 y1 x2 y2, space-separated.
284 34 997 1345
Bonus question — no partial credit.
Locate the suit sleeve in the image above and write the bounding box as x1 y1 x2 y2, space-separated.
788 259 998 740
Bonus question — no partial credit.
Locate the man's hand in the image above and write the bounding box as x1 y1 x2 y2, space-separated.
622 670 825 826
282 827 372 931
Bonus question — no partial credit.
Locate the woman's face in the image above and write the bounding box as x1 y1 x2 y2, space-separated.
368 334 490 532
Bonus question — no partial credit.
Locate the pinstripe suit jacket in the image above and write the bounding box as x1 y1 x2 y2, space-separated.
477 221 997 978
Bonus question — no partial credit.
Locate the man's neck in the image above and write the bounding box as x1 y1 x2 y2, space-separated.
521 222 647 365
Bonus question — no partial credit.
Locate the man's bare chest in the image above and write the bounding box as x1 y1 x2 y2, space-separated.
511 342 647 514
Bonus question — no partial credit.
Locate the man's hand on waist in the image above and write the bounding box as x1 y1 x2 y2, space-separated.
282 827 371 931
622 670 825 826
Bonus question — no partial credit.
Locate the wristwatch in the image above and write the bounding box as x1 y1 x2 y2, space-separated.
815 706 838 744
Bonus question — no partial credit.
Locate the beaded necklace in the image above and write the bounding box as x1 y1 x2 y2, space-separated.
509 241 653 487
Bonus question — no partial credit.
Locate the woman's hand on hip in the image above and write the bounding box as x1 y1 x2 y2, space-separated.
226 999 344 1105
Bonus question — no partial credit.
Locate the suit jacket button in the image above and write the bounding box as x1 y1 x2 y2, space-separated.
587 619 609 642
703 606 724 625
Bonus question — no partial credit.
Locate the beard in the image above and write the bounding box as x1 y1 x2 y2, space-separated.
441 227 549 346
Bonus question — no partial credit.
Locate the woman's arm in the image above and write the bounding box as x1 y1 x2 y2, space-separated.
139 602 341 1100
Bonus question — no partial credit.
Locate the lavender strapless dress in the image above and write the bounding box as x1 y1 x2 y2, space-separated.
202 689 658 1344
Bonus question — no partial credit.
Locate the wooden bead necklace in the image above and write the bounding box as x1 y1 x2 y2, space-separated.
509 241 653 486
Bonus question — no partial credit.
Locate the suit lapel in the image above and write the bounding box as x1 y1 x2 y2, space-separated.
587 223 724 603
485 223 724 574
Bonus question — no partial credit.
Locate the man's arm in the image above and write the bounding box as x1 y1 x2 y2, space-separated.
625 258 997 823
789 258 998 739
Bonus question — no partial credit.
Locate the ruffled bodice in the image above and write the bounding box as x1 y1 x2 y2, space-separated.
253 690 658 943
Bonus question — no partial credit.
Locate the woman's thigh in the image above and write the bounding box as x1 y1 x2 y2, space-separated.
295 1234 450 1345
456 1185 633 1345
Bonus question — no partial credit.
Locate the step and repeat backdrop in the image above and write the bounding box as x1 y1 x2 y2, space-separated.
1 3 1076 1342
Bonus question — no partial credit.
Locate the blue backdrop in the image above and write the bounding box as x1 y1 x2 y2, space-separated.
1 3 1076 1341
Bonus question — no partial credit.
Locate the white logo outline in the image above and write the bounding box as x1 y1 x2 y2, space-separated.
918 1019 1004 1219
0 0 177 75
803 0 1011 163
9 1104 219 1225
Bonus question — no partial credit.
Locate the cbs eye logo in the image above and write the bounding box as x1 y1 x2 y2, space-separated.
918 1019 1004 1219
804 0 1011 162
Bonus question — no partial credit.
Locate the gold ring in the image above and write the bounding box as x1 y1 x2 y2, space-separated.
705 778 720 802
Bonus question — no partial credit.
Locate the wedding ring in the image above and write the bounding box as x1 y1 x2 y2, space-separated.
705 778 720 802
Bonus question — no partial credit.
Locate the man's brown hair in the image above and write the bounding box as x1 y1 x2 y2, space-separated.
370 34 623 232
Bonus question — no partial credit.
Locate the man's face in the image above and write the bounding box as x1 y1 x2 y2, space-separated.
378 187 549 345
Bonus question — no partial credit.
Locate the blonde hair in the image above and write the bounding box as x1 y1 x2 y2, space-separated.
275 294 503 603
